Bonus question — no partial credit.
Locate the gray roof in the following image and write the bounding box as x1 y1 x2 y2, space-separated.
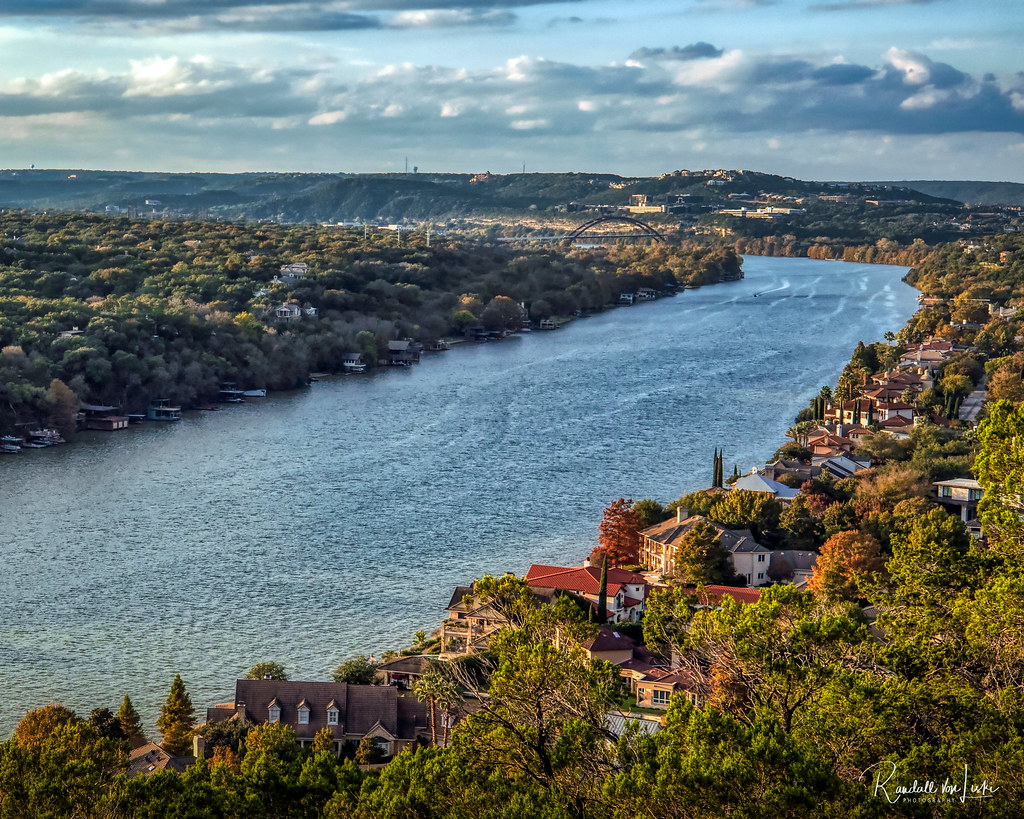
732 473 799 500
641 515 766 554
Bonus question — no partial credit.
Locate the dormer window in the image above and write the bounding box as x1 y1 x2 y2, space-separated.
268 698 281 724
297 702 310 725
327 708 339 726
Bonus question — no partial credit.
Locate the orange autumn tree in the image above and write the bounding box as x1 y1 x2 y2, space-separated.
809 530 886 602
591 498 642 567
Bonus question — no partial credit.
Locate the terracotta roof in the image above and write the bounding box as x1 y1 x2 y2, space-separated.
526 565 646 598
879 415 913 428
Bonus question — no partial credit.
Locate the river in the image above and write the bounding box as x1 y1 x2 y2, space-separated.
0 255 919 737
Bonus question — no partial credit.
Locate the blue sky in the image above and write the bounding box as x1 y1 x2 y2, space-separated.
0 0 1021 180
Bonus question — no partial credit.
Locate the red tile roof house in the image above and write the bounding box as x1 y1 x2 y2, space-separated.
526 564 649 623
205 679 430 758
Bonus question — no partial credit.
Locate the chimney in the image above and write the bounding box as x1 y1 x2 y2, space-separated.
676 506 689 523
193 734 205 759
837 423 845 436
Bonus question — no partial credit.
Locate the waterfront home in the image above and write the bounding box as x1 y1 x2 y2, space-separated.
730 472 799 502
639 509 774 587
342 353 367 373
147 398 181 421
834 398 876 427
387 339 421 365
205 679 430 757
875 400 915 423
79 402 129 431
526 564 649 623
934 477 984 522
441 586 509 654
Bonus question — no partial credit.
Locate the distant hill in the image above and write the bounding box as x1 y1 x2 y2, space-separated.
881 180 1024 206
0 167 967 224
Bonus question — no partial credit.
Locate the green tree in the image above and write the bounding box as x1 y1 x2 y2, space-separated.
631 498 666 529
333 655 379 684
245 661 288 680
157 674 196 756
708 490 782 542
116 693 146 748
672 519 737 586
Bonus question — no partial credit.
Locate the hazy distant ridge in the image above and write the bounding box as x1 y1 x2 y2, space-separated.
881 180 1024 206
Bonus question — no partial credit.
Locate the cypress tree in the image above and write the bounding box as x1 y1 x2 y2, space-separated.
157 674 195 756
116 694 145 748
596 555 608 623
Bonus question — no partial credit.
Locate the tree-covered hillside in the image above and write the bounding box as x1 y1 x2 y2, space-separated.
0 211 740 434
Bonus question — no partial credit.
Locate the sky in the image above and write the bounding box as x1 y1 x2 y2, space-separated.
0 0 1022 180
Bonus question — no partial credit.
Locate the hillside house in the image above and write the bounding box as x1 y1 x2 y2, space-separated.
205 679 429 757
526 564 648 623
639 510 774 587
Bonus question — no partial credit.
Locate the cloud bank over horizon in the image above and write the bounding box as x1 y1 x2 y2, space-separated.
0 0 1020 179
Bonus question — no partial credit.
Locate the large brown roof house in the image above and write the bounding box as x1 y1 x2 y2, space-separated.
206 679 430 757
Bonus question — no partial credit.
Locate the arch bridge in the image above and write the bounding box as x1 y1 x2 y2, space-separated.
564 215 665 243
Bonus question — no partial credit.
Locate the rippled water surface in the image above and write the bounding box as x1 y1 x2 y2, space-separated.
0 256 919 736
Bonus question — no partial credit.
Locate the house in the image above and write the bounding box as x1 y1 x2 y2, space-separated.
205 679 430 757
639 509 774 587
578 625 638 664
807 431 854 458
934 478 984 522
128 742 194 777
526 564 648 623
539 319 557 330
79 402 129 431
836 398 875 427
387 339 421 365
634 668 701 710
767 551 818 586
279 262 310 284
441 581 565 654
377 655 433 688
844 426 874 444
761 460 821 484
730 472 800 502
275 303 302 321
817 452 872 480
878 415 914 439
875 401 915 422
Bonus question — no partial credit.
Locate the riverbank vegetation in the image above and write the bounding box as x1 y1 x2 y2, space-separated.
0 210 740 433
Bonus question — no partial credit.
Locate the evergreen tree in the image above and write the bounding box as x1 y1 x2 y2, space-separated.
596 554 608 623
116 694 144 748
157 674 195 756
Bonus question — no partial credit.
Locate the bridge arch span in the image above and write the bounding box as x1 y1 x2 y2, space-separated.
565 215 665 243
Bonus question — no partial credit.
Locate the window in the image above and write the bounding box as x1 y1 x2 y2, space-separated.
327 708 339 726
757 554 766 563
652 689 671 705
268 705 280 724
757 572 764 581
298 707 309 725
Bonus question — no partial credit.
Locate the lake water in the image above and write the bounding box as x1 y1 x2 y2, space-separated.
0 256 919 738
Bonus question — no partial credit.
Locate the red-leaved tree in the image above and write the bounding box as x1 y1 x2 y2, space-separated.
591 498 642 568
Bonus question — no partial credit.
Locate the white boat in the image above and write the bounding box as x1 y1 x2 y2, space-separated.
243 389 267 397
1 443 20 453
